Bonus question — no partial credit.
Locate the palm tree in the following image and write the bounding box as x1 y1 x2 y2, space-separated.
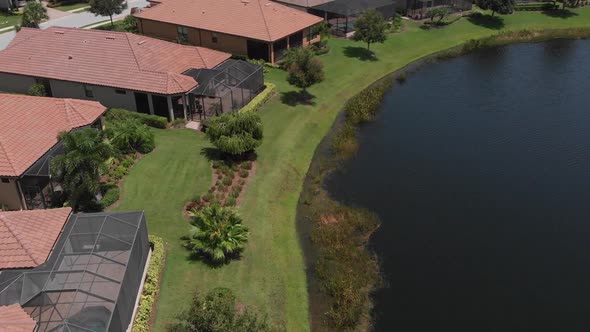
107 119 155 154
186 205 249 263
51 129 112 211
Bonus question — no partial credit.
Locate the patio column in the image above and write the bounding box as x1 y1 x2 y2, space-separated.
183 95 188 120
167 95 174 121
147 94 155 115
269 42 274 64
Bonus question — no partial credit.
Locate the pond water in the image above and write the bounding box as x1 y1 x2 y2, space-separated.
325 39 590 331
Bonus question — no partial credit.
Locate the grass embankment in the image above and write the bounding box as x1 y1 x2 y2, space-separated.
0 11 20 30
115 9 590 331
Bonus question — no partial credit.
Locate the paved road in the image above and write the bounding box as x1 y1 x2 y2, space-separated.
0 0 148 50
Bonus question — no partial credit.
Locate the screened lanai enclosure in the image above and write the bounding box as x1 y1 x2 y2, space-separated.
310 0 397 37
0 211 150 332
184 60 264 121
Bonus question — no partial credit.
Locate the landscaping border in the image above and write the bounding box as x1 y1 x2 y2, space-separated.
239 83 277 113
297 27 590 331
132 235 167 332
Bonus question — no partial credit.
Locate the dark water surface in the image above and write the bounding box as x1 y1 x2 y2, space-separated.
325 40 590 331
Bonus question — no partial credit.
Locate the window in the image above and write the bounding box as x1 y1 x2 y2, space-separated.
115 89 127 95
1 178 9 184
211 32 218 43
177 26 188 42
84 85 94 98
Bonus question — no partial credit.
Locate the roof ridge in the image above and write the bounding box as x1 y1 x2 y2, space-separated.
124 32 144 71
0 139 17 176
0 215 39 265
256 0 274 42
63 99 88 125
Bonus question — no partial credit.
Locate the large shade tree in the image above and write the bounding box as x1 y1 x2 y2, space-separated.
186 205 249 263
205 112 263 157
88 0 128 26
20 1 48 29
168 288 270 332
475 0 515 16
353 9 387 50
50 129 112 211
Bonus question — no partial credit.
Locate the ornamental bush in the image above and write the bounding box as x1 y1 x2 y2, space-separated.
107 119 155 154
205 112 263 157
105 108 168 129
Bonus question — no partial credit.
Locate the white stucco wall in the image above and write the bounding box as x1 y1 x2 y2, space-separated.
0 72 36 93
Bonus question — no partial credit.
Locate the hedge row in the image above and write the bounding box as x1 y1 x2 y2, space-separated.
105 108 168 129
132 235 167 332
99 185 120 210
515 3 558 10
239 83 277 113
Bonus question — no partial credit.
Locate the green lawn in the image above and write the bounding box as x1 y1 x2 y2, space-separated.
52 1 89 12
0 12 21 30
115 9 590 331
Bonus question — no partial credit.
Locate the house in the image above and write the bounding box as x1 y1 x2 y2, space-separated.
0 208 151 332
133 0 324 63
0 94 106 211
0 27 238 121
406 0 472 19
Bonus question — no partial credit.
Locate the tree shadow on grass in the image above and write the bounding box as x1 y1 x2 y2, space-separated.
542 9 579 18
343 46 378 62
467 14 505 30
280 90 317 106
200 147 257 163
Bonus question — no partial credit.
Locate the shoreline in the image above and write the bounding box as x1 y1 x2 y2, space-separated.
296 28 590 331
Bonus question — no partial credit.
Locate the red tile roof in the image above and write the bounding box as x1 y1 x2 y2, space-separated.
0 304 36 332
0 94 106 177
0 27 231 95
135 0 324 42
0 208 71 270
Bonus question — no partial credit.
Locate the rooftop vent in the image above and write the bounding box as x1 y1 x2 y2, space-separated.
241 0 249 4
54 31 64 34
137 40 147 45
67 55 73 60
106 36 116 40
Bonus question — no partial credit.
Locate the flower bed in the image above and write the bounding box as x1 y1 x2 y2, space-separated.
99 152 144 209
185 159 256 212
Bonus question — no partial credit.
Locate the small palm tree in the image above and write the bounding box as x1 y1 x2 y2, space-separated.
51 129 112 211
186 205 249 263
106 118 155 154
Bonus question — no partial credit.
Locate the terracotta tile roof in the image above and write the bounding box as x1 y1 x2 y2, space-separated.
0 27 231 95
0 208 71 270
0 94 106 177
0 304 36 332
135 0 324 42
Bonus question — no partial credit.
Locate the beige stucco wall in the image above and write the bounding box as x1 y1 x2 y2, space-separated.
50 80 138 111
138 18 179 41
0 179 23 210
198 30 248 56
0 72 36 93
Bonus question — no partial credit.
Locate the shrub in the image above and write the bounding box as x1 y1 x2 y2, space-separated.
27 83 47 97
185 206 249 263
202 193 213 202
205 112 263 156
229 190 240 199
239 170 249 178
99 185 119 210
131 235 166 332
212 161 222 169
167 288 269 332
225 197 236 207
239 83 277 113
222 177 233 186
105 108 167 129
107 118 155 154
240 161 253 170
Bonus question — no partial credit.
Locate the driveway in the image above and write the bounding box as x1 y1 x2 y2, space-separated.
0 0 148 50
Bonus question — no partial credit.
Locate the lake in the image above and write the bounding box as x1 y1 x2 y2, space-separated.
325 39 590 331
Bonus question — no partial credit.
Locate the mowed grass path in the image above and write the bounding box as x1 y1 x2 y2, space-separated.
116 9 590 331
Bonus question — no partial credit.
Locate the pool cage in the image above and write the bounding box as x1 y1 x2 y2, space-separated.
184 59 264 121
0 211 150 332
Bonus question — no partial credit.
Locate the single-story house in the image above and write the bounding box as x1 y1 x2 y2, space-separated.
0 94 106 211
0 208 150 332
406 0 472 19
133 0 324 63
0 27 238 121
